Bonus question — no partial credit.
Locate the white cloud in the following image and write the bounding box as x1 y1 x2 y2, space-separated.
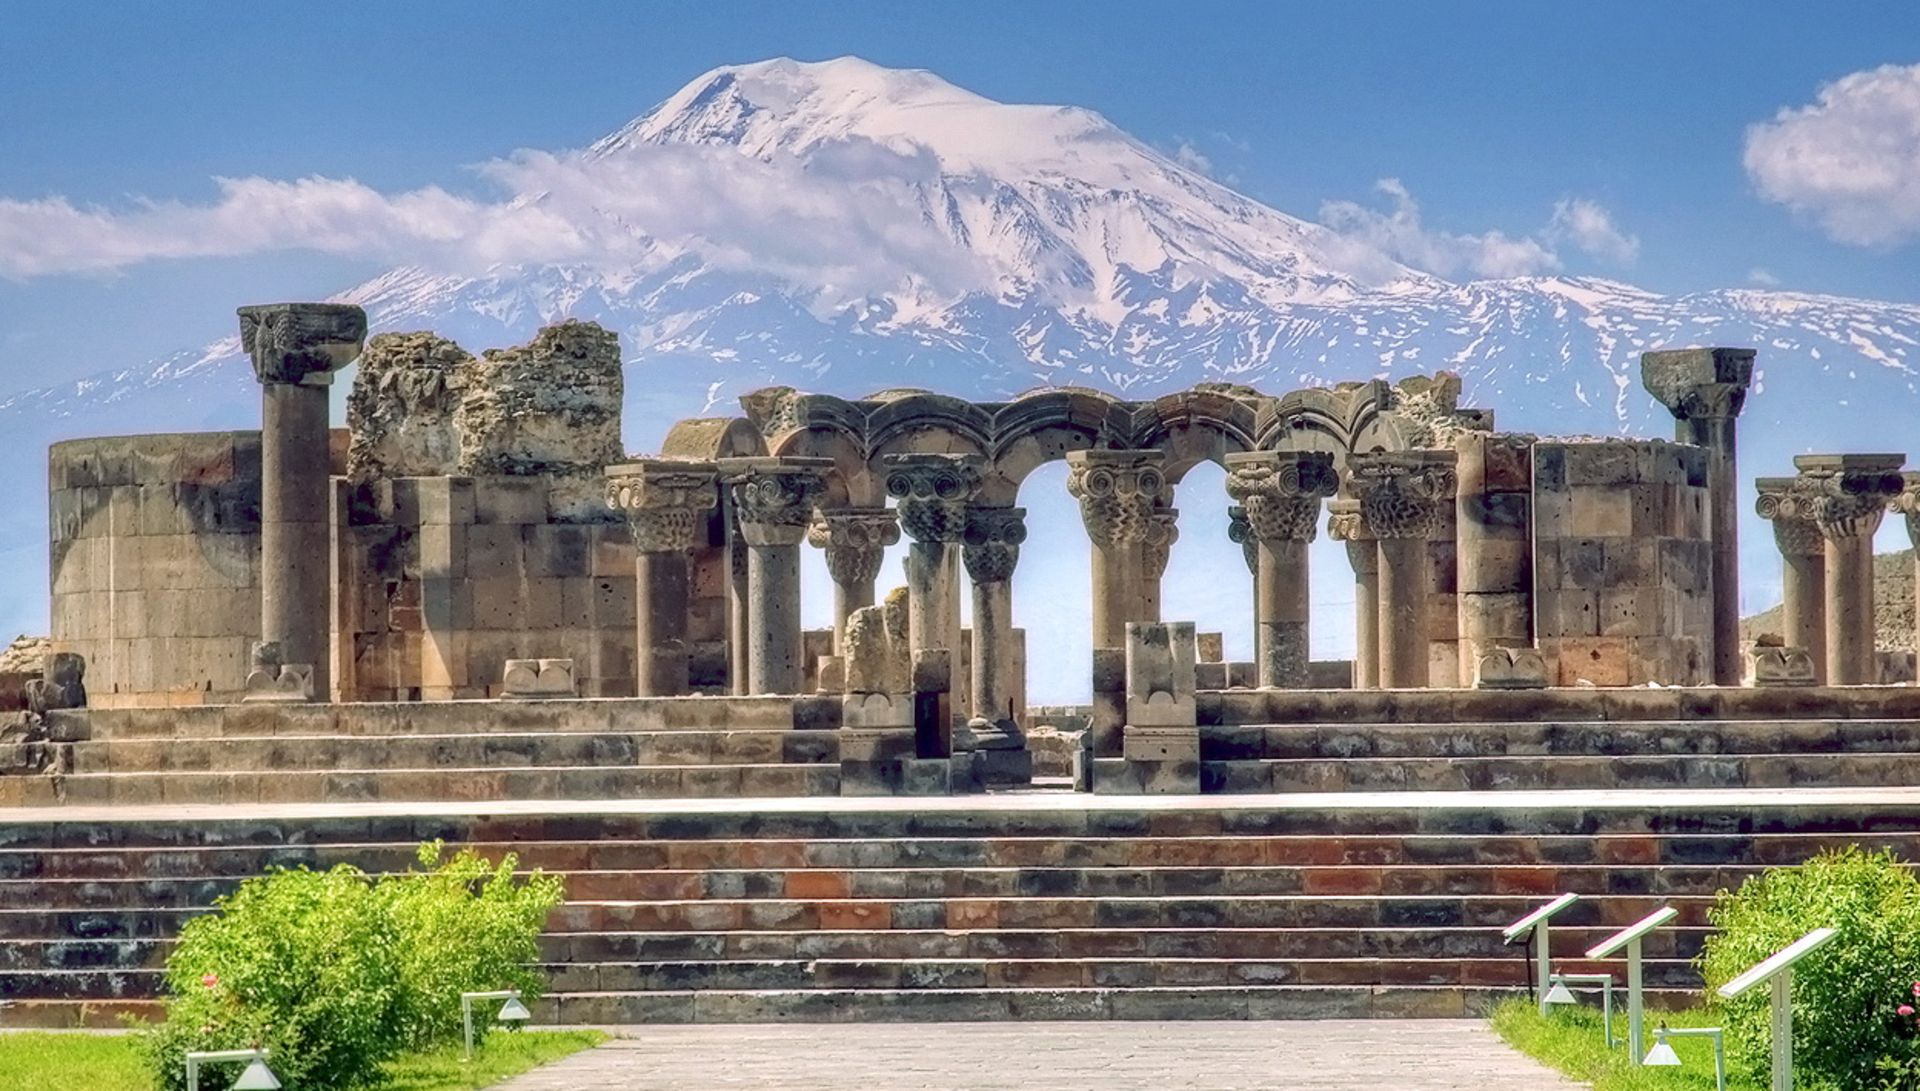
1170 139 1215 177
1744 62 1920 245
1318 178 1561 279
0 139 986 309
1748 267 1781 286
1545 197 1640 264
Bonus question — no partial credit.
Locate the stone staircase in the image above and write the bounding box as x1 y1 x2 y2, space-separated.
5 793 1918 1027
1200 719 1920 792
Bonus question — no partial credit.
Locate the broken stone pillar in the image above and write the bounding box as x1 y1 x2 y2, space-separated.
605 459 720 697
1327 499 1380 689
238 302 368 702
1755 476 1829 683
1066 450 1167 648
1094 621 1200 794
807 508 901 655
1455 433 1534 673
962 506 1027 726
1224 450 1338 688
1641 348 1756 686
883 453 985 747
721 457 832 695
1795 454 1905 686
345 331 468 479
1350 450 1459 689
1137 509 1179 624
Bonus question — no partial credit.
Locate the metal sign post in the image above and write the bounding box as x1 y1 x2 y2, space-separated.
1586 905 1679 1063
1717 927 1839 1091
1503 892 1580 1014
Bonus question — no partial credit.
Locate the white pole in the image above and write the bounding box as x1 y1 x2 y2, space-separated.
462 994 477 1062
1536 920 1552 1014
1772 970 1792 1091
1627 935 1645 1064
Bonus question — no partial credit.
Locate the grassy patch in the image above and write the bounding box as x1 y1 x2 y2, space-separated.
0 1028 604 1090
1491 997 1762 1091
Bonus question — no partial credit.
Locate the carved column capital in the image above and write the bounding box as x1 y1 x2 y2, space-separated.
882 453 987 544
961 506 1027 585
719 456 833 548
1349 450 1459 540
1224 450 1338 543
1140 509 1181 581
1640 348 1756 422
238 303 368 387
1065 449 1167 548
605 459 720 553
808 507 901 586
1226 505 1257 575
1895 473 1920 550
1755 476 1825 557
1792 453 1905 540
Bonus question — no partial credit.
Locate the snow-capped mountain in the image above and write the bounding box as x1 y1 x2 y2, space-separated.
5 56 1920 655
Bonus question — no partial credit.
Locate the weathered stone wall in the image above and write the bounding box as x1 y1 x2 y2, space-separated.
339 474 638 700
454 321 624 520
345 331 468 479
49 432 264 706
1532 439 1712 686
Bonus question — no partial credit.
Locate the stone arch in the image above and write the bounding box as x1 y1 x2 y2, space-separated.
1135 387 1262 483
980 387 1130 505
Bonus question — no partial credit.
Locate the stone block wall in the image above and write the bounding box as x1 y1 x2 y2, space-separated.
1532 439 1712 686
49 432 264 706
339 474 639 700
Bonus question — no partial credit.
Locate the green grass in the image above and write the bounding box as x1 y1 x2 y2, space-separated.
0 1028 605 1090
1492 998 1763 1091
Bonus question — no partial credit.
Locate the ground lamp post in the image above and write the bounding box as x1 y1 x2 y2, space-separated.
462 988 533 1061
1502 892 1579 1014
1585 904 1679 1064
1543 971 1617 1047
1717 927 1838 1091
1644 1024 1728 1091
185 1048 280 1091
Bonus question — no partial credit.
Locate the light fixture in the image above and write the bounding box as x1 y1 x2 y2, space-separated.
1586 904 1679 1062
1502 892 1580 1014
1642 1027 1681 1067
498 995 532 1024
184 1048 279 1091
462 988 532 1060
1640 1024 1727 1091
233 1058 283 1090
1542 975 1577 1006
1545 971 1617 1046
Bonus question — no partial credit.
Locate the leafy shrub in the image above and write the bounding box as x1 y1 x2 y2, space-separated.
138 843 563 1091
1698 846 1920 1090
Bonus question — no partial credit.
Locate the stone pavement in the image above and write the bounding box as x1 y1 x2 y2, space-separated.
494 1021 1580 1090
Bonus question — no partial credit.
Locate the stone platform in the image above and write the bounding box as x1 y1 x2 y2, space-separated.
7 787 1920 1027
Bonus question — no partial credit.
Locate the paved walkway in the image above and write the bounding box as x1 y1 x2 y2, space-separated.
495 1022 1580 1090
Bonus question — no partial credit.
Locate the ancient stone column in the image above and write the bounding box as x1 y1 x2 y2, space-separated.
1755 476 1828 683
807 508 901 654
1895 473 1920 663
725 507 750 695
1137 509 1179 624
1328 499 1380 689
1642 348 1756 686
1455 433 1534 674
1795 454 1905 685
238 303 368 701
1225 451 1338 688
962 506 1027 725
605 460 719 697
1066 450 1167 648
1350 450 1459 689
883 453 986 747
720 457 832 694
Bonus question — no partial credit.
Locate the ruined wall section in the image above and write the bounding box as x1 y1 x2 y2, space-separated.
49 432 264 706
1532 439 1712 686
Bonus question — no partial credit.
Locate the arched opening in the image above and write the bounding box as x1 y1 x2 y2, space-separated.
1163 461 1254 664
1309 531 1358 675
1011 461 1093 704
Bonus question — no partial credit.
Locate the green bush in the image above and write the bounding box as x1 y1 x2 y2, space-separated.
1699 847 1920 1091
137 843 564 1091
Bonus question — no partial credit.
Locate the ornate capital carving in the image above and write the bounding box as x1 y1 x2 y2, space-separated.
721 457 833 548
1791 453 1905 540
1640 348 1755 422
1224 450 1337 543
809 507 901 587
961 506 1027 584
1754 476 1824 557
1140 508 1181 581
1349 450 1458 540
882 453 987 544
238 302 368 387
1225 505 1258 575
1894 473 1920 550
1065 449 1167 548
605 459 720 553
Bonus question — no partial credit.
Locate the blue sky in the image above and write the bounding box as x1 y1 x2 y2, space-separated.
1 1 1917 386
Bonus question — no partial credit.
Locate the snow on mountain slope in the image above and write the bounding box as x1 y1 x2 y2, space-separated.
3 56 1919 683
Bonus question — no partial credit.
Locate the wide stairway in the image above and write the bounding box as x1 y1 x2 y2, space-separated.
7 791 1920 1026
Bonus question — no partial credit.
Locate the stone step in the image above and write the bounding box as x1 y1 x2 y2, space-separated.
0 862 1766 909
67 730 843 774
1203 752 1920 793
1201 686 1920 727
17 763 840 807
63 696 806 741
1204 719 1920 759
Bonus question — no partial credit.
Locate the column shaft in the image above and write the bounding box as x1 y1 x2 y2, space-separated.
727 519 750 695
1349 541 1381 690
747 543 802 694
634 550 691 696
1825 534 1876 685
1782 550 1828 683
260 382 334 697
1090 542 1133 648
1377 538 1429 688
1255 538 1310 687
1686 414 1743 686
971 578 1015 722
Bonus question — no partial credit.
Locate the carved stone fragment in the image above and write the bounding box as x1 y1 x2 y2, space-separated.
346 331 470 479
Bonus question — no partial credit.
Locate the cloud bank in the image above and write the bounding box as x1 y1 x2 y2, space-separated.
1745 62 1920 246
1317 179 1636 280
